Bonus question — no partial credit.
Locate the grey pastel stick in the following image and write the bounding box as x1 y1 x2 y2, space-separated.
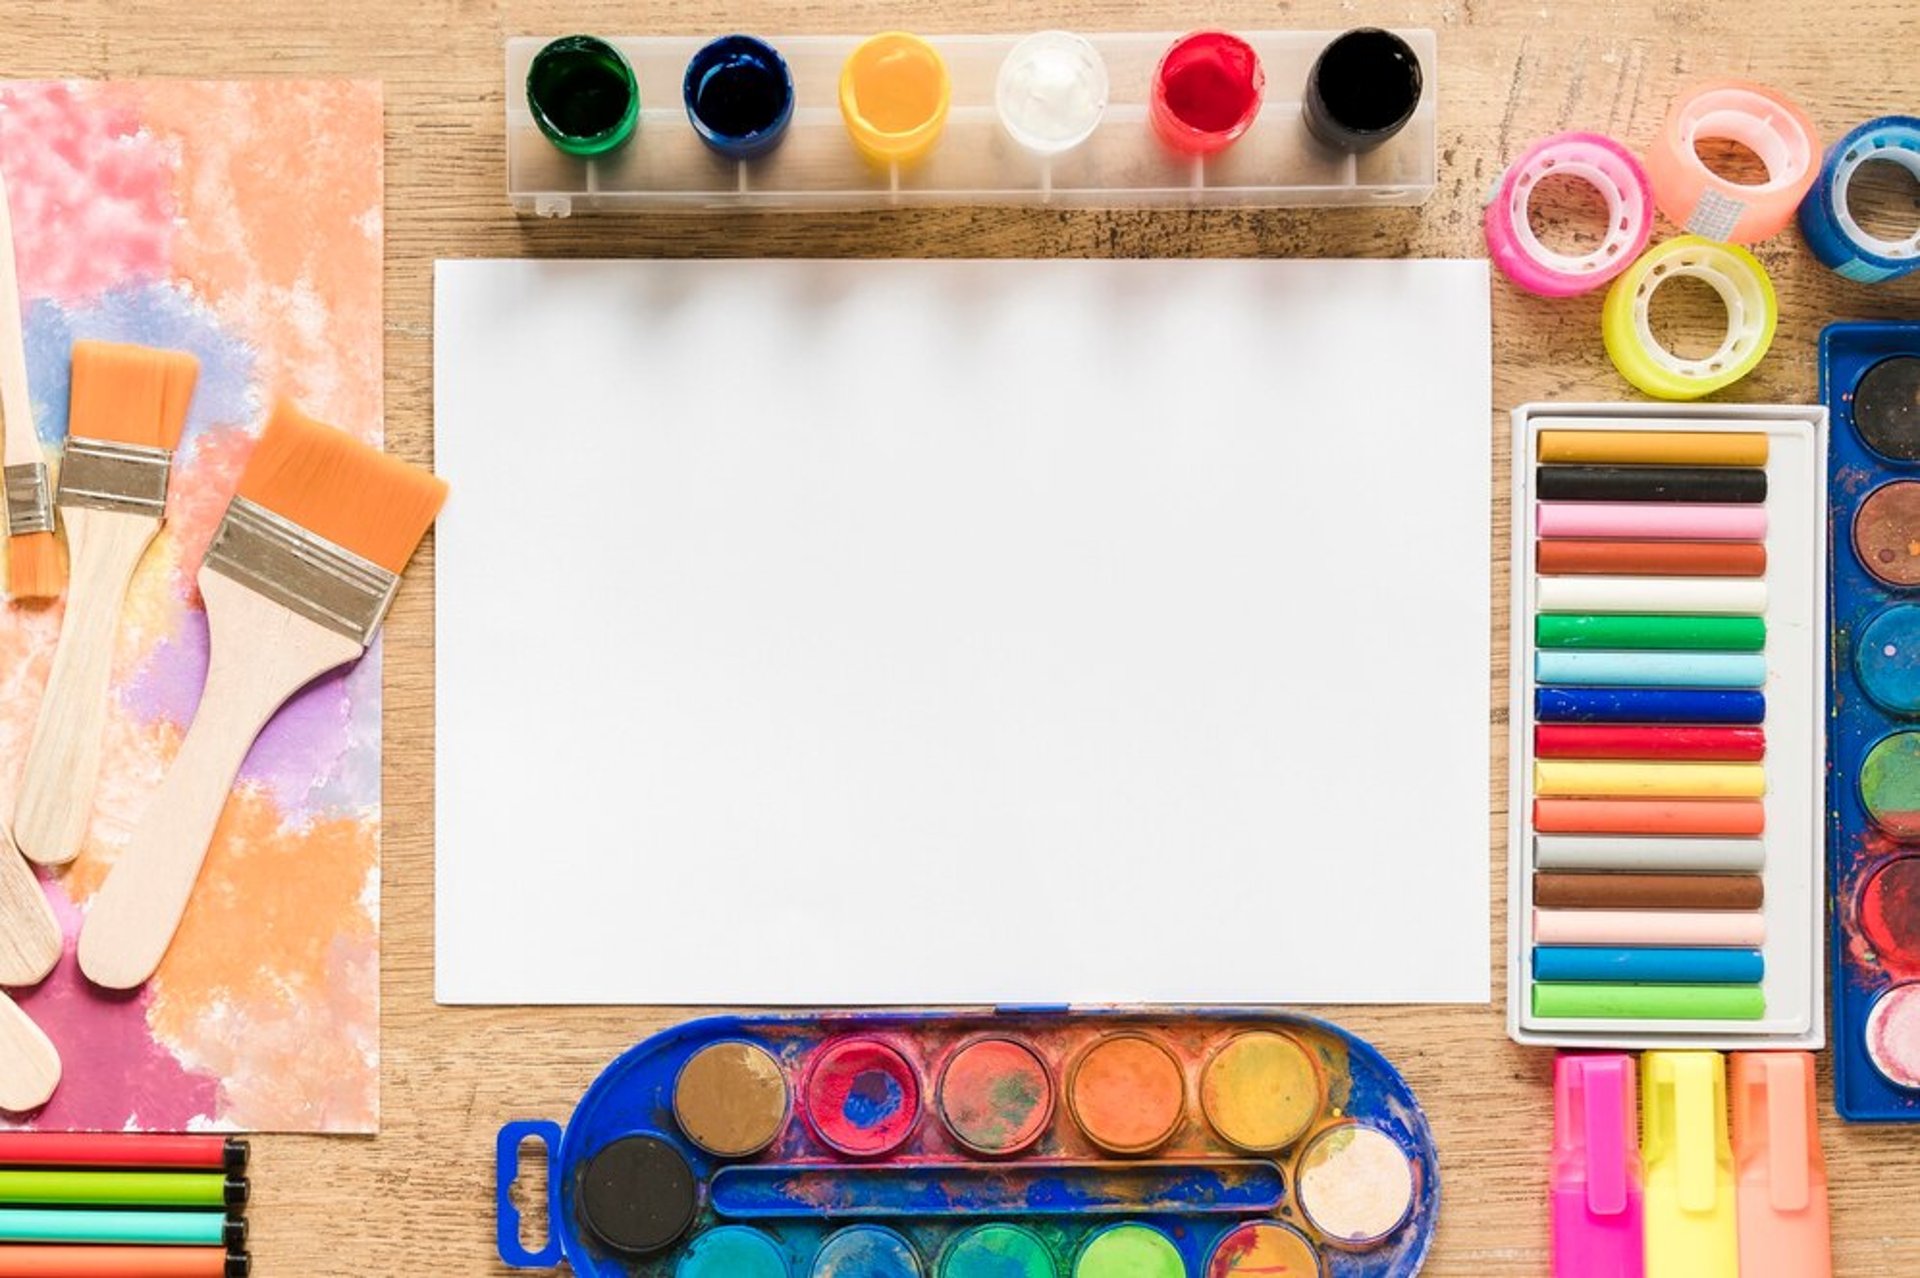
1534 834 1766 874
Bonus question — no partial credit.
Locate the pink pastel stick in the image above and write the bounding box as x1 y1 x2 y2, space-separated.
1536 502 1768 541
1534 908 1766 947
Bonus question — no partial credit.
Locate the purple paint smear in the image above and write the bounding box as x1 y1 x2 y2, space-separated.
10 886 220 1130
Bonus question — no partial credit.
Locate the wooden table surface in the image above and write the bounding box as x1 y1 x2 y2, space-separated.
10 0 1920 1272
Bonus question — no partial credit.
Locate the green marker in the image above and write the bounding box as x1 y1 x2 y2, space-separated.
0 1207 242 1247
0 1169 244 1208
1537 613 1766 651
1533 983 1765 1020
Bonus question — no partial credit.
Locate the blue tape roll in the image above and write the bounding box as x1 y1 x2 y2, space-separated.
1798 116 1920 283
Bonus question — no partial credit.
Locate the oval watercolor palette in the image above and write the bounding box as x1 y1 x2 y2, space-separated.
496 1010 1437 1277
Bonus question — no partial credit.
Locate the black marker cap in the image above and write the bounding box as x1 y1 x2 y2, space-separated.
223 1217 249 1251
226 1252 252 1278
1304 28 1424 153
224 1137 250 1175
224 1175 250 1210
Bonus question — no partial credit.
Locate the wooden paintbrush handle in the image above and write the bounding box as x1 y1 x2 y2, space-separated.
0 840 59 988
0 164 35 464
77 572 362 991
11 507 162 866
0 990 59 1114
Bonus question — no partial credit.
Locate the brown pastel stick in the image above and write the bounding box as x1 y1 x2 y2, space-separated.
1536 539 1767 577
1534 872 1764 911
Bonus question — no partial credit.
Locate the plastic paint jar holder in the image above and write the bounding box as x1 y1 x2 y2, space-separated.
684 34 795 160
840 32 952 168
1303 27 1425 153
995 30 1110 159
526 35 640 157
1150 32 1265 157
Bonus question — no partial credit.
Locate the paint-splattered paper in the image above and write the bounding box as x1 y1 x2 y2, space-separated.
0 82 383 1132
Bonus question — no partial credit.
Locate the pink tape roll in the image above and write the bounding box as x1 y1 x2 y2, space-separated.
1645 80 1818 244
1535 502 1768 541
1486 131 1653 296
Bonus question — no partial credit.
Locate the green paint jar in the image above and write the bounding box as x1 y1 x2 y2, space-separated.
1073 1223 1184 1278
527 35 640 156
939 1223 1054 1278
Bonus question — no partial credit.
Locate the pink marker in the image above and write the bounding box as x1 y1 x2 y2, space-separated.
1552 1053 1644 1278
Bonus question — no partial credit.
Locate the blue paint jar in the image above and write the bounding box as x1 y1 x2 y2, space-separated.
684 35 795 159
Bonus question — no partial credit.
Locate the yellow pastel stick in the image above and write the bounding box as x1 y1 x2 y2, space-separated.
1537 430 1769 466
1533 760 1767 799
1644 1051 1738 1278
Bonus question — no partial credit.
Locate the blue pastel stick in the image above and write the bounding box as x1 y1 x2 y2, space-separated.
1535 651 1767 689
1534 687 1764 724
1534 946 1765 984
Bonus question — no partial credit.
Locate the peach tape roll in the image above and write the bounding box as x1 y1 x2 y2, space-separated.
1645 80 1819 244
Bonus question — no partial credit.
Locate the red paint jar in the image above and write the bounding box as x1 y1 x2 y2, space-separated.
1149 32 1265 156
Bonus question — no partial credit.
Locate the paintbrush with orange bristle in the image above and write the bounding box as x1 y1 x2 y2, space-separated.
0 163 61 601
78 401 447 990
11 342 199 868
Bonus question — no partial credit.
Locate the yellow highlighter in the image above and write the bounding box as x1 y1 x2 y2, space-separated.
1642 1051 1737 1278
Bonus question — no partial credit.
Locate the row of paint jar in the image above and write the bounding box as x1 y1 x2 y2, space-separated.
525 29 1425 166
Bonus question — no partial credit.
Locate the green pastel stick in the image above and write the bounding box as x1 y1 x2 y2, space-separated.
0 1169 235 1208
1532 982 1766 1019
0 1207 230 1245
1536 614 1766 651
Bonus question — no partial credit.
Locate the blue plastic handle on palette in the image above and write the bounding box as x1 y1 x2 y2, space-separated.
497 1120 565 1268
1798 117 1920 283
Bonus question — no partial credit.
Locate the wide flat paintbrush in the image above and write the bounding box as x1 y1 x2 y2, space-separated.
79 402 446 990
11 342 199 867
0 164 60 600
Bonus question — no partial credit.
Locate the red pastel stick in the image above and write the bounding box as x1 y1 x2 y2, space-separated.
0 1245 245 1276
1535 724 1766 761
0 1134 245 1172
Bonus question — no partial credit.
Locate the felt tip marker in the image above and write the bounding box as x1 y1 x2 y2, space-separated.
0 1133 247 1172
1731 1052 1832 1278
0 1169 246 1209
0 1208 244 1248
1551 1053 1643 1278
0 1245 249 1277
1642 1052 1738 1278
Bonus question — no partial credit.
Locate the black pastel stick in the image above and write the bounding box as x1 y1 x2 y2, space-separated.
1536 465 1767 503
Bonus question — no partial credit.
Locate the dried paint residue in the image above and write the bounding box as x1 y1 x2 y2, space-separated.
1075 1224 1183 1278
1207 1221 1323 1277
1201 1031 1321 1152
1868 983 1920 1089
943 1223 1053 1278
813 1225 922 1278
1862 732 1920 839
1863 858 1920 977
674 1041 789 1157
806 1038 921 1156
1296 1123 1416 1246
1069 1034 1185 1154
939 1037 1053 1155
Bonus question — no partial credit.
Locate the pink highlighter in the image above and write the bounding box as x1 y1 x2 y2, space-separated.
1552 1053 1645 1278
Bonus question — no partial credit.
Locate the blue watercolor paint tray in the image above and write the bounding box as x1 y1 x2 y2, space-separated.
496 1009 1438 1276
1824 321 1920 1121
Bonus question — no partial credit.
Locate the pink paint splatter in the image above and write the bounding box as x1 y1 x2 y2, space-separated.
0 84 176 302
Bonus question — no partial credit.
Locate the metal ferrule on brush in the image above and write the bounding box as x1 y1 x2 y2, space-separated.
203 496 397 648
56 436 172 517
3 461 53 536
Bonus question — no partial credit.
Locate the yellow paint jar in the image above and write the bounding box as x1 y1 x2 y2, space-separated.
839 32 951 166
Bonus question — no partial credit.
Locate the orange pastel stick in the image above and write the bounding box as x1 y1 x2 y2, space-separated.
1533 797 1765 836
1536 539 1767 577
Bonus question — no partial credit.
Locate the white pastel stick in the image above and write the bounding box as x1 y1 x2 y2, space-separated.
1534 834 1767 874
1535 576 1768 615
1533 907 1766 947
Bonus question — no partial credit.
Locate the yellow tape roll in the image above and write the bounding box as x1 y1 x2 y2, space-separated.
1601 236 1777 401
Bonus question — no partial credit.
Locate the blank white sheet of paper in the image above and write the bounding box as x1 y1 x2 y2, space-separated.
433 257 1492 1006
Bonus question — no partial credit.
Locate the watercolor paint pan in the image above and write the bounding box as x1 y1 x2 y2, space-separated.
1821 321 1920 1121
496 1009 1438 1277
1508 403 1828 1051
504 31 1437 215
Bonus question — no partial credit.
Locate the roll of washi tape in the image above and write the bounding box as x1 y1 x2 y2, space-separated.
1645 81 1818 244
1486 131 1654 296
1798 116 1920 283
1602 236 1777 400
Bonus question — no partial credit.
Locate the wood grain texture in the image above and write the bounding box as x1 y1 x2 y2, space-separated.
6 0 1920 1272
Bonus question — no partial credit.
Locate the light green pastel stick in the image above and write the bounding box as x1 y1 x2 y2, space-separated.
0 1207 228 1245
1536 614 1767 651
1533 983 1765 1019
0 1169 232 1207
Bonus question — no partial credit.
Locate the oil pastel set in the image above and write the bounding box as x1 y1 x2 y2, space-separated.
497 1011 1437 1277
505 28 1435 214
1508 403 1828 1049
1822 321 1920 1120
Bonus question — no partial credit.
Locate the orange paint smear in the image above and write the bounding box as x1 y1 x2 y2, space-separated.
1070 1034 1185 1153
